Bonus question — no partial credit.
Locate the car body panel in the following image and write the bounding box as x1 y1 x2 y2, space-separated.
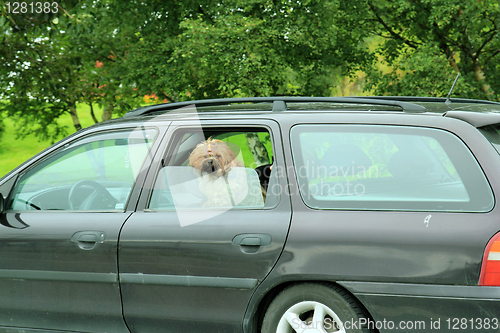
339 282 500 333
0 212 130 332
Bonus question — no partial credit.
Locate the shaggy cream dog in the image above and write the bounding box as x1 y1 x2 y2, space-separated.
189 138 265 207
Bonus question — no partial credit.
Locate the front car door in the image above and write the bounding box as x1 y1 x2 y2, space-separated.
118 119 291 332
0 126 159 332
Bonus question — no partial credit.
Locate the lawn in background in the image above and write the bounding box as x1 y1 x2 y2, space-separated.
0 104 104 178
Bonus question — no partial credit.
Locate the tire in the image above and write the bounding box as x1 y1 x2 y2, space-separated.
261 283 373 333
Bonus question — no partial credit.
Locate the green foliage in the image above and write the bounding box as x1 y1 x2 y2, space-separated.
0 0 369 142
0 1 80 140
0 0 143 141
3 0 500 147
348 0 500 100
100 0 370 100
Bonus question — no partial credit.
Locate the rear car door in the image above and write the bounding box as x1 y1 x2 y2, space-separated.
280 118 500 331
119 119 291 332
0 127 159 332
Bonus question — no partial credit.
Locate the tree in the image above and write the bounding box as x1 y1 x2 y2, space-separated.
0 0 372 143
0 0 143 141
100 0 370 100
9 0 496 145
0 1 78 140
343 0 500 100
0 117 4 142
89 0 371 164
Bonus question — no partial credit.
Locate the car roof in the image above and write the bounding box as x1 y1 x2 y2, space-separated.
114 96 500 128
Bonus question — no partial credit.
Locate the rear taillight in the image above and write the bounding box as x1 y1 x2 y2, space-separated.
479 232 500 286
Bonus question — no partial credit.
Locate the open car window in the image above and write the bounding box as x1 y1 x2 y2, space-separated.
150 166 265 210
148 128 275 211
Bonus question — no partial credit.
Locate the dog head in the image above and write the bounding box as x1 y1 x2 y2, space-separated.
189 138 242 178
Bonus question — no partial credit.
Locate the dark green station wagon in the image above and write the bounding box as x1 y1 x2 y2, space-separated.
1 96 500 333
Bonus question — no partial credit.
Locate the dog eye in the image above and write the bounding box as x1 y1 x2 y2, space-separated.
204 155 209 158
216 154 221 158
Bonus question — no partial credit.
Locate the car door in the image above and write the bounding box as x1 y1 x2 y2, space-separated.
277 121 499 331
118 119 291 332
0 127 159 332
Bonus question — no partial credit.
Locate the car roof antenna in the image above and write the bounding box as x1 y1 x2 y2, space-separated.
445 72 460 107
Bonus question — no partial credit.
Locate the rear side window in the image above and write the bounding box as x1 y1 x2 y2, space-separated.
479 124 500 154
291 125 493 212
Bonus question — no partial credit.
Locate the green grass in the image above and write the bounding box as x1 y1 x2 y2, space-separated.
218 132 273 168
0 104 104 178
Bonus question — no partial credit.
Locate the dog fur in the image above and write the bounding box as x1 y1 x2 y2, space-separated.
189 139 244 178
189 138 265 207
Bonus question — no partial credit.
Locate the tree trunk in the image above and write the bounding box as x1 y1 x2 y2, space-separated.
89 102 99 124
473 63 493 99
69 104 82 131
101 104 114 122
245 133 270 166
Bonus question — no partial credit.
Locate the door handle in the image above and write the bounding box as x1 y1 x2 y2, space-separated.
240 237 261 246
232 234 272 247
78 234 98 243
71 231 105 250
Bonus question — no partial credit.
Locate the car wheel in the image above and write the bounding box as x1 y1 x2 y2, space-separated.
261 283 372 333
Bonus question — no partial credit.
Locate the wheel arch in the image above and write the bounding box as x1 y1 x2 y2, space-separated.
246 279 378 333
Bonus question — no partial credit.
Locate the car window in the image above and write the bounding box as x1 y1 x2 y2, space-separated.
148 128 275 210
478 123 500 154
8 128 157 211
291 124 493 212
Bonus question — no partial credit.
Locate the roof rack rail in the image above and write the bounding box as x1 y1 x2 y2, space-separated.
123 96 427 118
361 96 500 105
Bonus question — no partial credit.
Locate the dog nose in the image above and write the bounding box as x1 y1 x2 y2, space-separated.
201 159 218 174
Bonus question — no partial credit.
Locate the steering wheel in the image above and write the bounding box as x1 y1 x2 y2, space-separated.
68 180 118 210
